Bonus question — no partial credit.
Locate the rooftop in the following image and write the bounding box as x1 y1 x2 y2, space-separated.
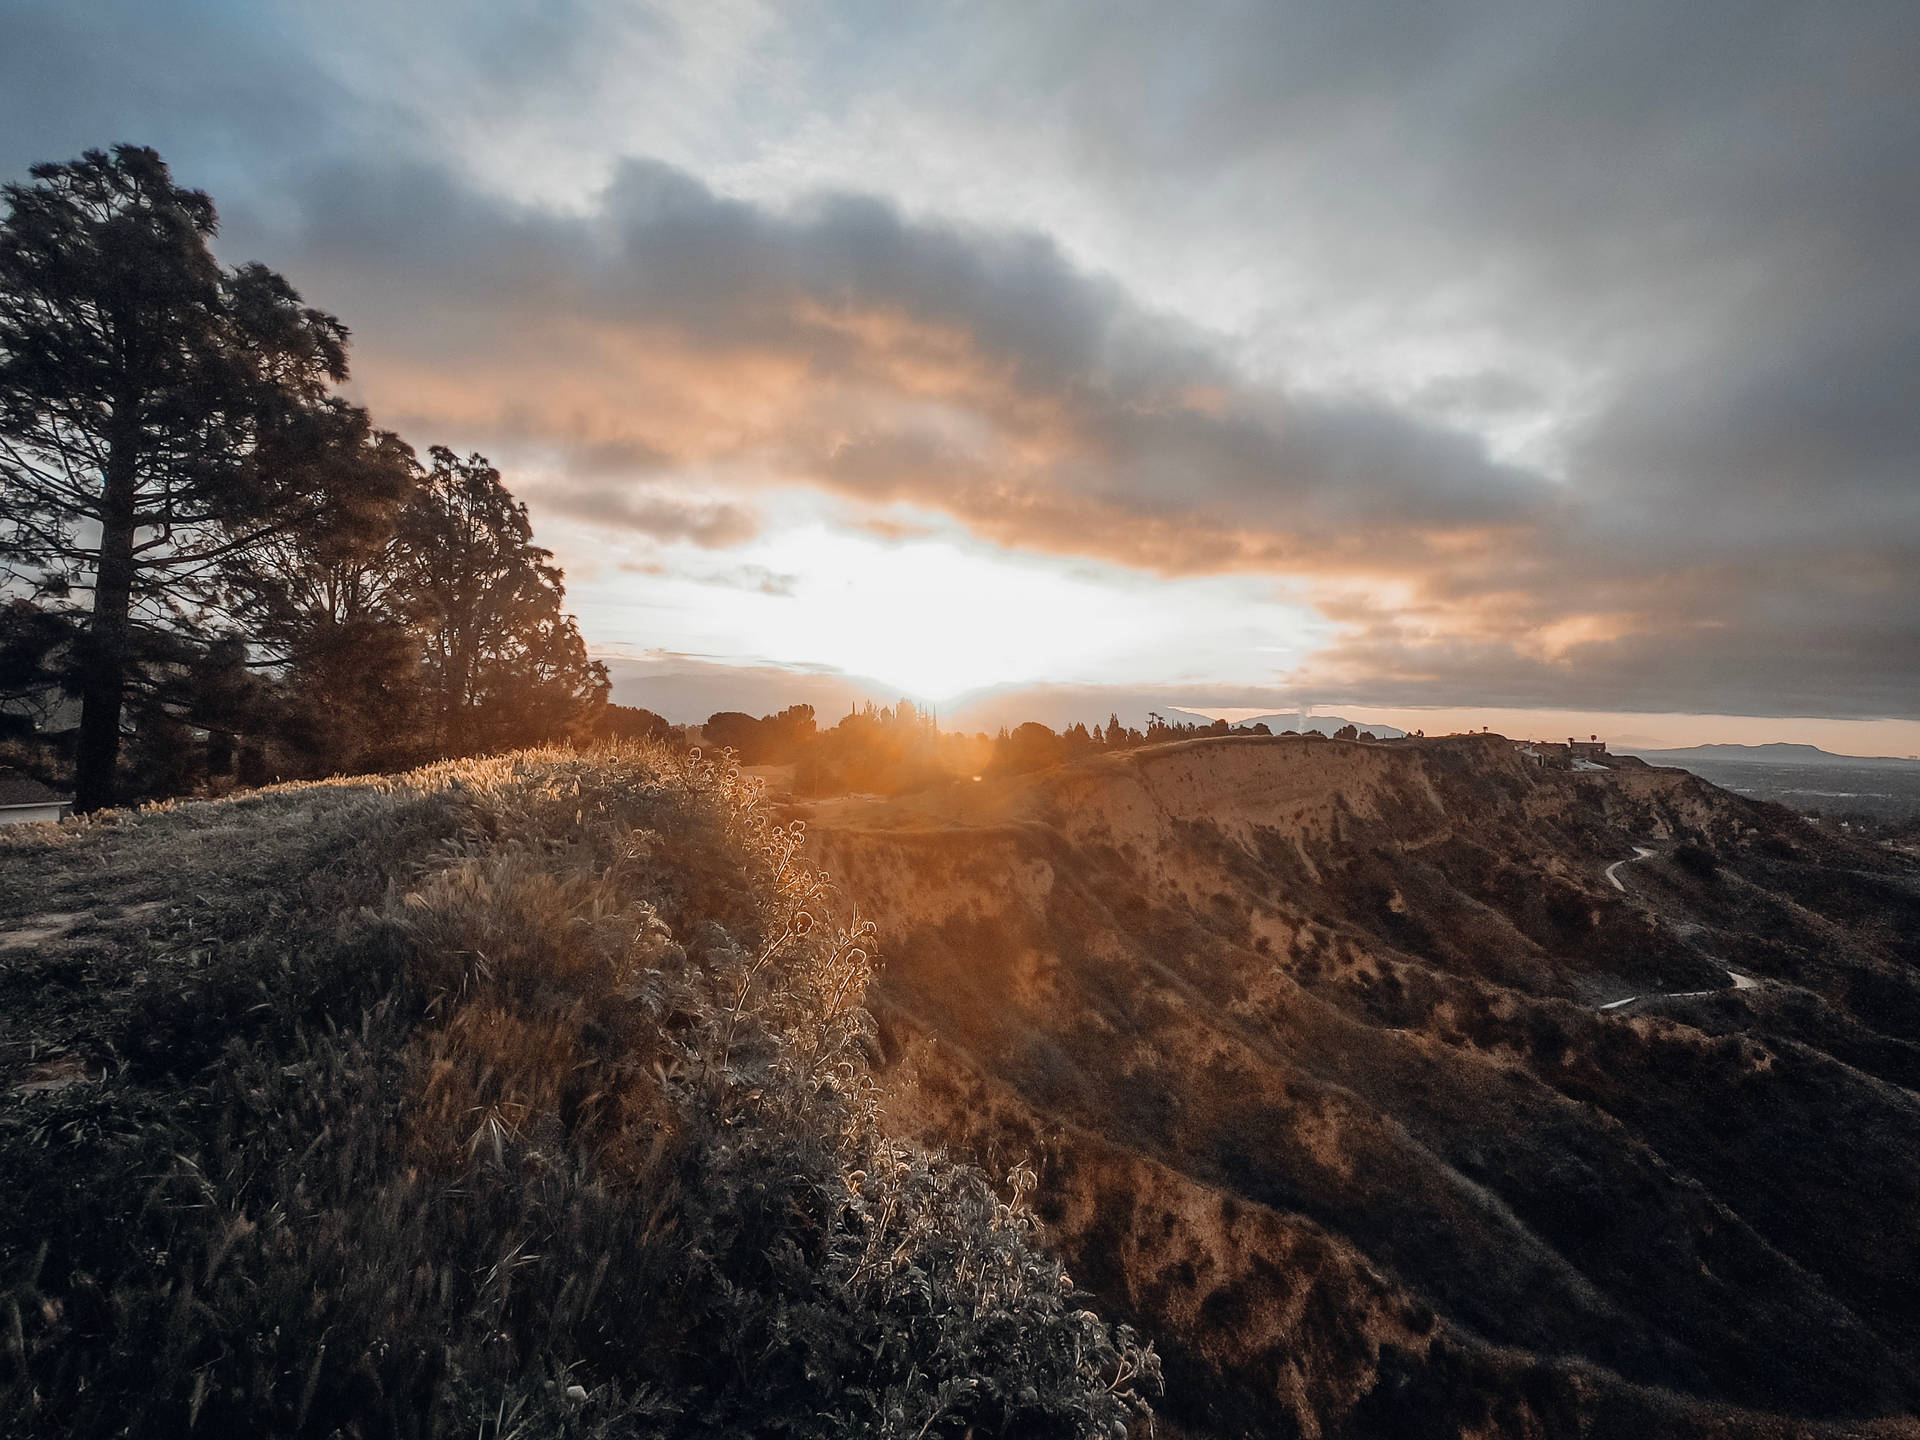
0 769 69 807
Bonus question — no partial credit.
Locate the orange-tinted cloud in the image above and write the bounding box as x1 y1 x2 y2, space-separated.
249 155 1920 719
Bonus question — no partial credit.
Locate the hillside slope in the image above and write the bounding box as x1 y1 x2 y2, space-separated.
804 734 1920 1439
0 749 1154 1438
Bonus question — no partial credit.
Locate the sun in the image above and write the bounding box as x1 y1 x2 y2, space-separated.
748 532 1138 700
559 511 1330 707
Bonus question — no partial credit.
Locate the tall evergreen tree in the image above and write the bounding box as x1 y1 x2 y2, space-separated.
0 146 404 808
225 419 424 776
404 446 607 753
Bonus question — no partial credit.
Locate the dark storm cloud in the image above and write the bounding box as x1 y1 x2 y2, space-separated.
1412 372 1543 419
1051 8 1920 503
946 3 1920 520
979 1 1916 308
249 152 1547 571
857 0 1920 715
1580 303 1920 550
1312 594 1920 722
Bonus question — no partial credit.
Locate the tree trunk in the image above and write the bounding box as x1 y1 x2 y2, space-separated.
74 428 139 813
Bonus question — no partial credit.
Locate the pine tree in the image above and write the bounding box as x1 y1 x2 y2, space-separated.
403 447 606 753
226 421 423 775
0 146 404 808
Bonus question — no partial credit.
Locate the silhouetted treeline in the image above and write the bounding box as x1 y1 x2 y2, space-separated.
0 146 607 808
704 704 818 764
688 703 1329 795
699 701 973 797
595 703 681 745
985 711 1254 774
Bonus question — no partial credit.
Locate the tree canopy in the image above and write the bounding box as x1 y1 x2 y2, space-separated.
0 147 608 805
405 446 607 755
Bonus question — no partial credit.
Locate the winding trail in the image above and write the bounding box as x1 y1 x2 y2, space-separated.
1596 845 1762 1008
1605 846 1658 892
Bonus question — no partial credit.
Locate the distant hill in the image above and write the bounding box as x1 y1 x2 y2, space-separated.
945 685 1264 735
604 665 1420 745
1624 742 1920 768
943 687 1415 739
13 737 1920 1436
603 652 901 724
1618 742 1920 823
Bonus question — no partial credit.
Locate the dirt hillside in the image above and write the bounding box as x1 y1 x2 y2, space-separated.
805 733 1920 1439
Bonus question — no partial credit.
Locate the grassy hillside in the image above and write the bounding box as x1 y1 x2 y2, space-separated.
808 734 1920 1439
0 747 1156 1438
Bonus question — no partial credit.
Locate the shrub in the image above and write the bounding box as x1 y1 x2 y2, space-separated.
0 745 1156 1437
1673 842 1720 879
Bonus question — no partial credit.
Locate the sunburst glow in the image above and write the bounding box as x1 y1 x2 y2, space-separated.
556 513 1329 704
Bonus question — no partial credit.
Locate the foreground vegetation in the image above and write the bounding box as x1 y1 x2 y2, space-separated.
0 744 1156 1437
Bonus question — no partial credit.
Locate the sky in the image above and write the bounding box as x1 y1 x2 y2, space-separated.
4 1 1918 752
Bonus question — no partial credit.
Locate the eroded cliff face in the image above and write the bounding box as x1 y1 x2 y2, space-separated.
803 734 1920 1439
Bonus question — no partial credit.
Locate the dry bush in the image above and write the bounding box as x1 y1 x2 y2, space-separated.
1 743 1156 1438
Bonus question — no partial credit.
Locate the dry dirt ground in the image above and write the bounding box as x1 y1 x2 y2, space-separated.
804 734 1920 1439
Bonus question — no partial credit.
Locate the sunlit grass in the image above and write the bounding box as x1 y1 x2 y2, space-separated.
0 743 1155 1437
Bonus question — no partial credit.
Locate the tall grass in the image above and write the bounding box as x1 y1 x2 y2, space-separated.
0 744 1156 1437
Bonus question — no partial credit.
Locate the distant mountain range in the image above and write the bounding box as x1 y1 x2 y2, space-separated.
1623 742 1920 768
1620 742 1920 823
604 653 901 723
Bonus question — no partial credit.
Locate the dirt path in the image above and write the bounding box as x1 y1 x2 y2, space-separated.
1596 846 1764 1007
1599 970 1759 1010
1605 845 1658 892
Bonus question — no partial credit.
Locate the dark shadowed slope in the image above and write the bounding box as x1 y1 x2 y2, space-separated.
805 734 1920 1439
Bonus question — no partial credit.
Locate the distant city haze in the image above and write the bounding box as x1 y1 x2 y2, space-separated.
8 3 1916 745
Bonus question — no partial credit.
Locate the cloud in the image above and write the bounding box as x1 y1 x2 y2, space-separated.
251 151 1551 562
0 3 344 189
1413 371 1543 419
6 0 1918 720
694 564 797 597
539 480 761 549
221 145 1920 718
